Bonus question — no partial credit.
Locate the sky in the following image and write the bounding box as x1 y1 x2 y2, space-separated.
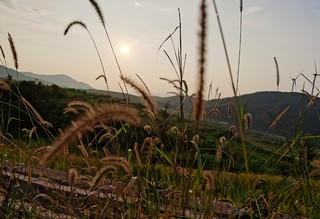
1 0 320 98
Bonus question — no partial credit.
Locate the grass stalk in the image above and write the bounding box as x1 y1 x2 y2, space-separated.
88 0 130 102
64 20 110 93
193 0 207 134
274 57 280 91
211 0 249 175
236 0 243 93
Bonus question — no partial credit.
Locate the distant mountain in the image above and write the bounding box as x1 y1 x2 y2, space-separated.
151 91 320 138
206 92 320 138
89 89 320 137
0 65 94 90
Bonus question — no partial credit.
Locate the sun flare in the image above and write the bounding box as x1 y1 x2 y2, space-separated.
120 44 129 54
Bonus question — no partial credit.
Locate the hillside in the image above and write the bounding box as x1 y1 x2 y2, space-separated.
0 65 93 90
88 90 320 138
208 91 320 137
147 91 320 138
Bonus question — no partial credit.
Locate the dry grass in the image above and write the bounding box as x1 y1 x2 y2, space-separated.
0 45 6 60
269 106 290 129
203 171 215 190
8 33 18 70
274 57 280 91
40 104 140 165
120 75 157 120
243 113 252 129
0 80 10 91
64 20 110 92
100 156 132 175
193 0 207 128
21 96 53 128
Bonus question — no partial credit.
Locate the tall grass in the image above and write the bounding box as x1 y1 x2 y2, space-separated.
64 20 110 93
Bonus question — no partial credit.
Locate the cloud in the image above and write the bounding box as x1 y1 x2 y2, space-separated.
134 1 142 7
247 6 262 13
0 0 46 16
157 7 175 13
23 7 46 16
0 0 17 9
0 0 61 35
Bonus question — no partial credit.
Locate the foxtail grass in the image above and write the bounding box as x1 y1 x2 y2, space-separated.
120 75 157 120
192 3 207 179
136 74 151 95
208 107 220 116
77 143 89 158
67 100 94 113
0 80 10 91
33 146 53 155
88 0 105 26
8 33 18 70
0 45 5 61
143 124 152 135
33 194 56 206
274 57 280 91
219 136 227 146
40 104 140 165
216 144 222 163
203 171 215 190
302 90 319 108
63 107 80 116
100 156 132 175
269 106 290 129
97 132 113 144
88 0 130 101
21 96 53 128
64 20 110 92
243 113 252 129
192 134 200 143
134 142 142 168
227 101 232 118
7 33 22 146
229 125 237 135
90 165 117 190
68 168 79 187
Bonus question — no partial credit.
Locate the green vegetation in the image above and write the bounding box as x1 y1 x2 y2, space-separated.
1 0 320 218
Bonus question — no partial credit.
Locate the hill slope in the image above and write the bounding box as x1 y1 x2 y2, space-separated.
151 91 320 137
208 91 320 137
87 90 320 137
0 65 93 90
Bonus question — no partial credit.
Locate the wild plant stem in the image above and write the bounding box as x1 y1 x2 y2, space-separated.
177 8 187 215
178 8 185 123
236 0 243 93
101 25 130 103
211 0 249 174
87 28 110 92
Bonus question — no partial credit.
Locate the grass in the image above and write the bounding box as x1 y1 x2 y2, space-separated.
1 0 320 218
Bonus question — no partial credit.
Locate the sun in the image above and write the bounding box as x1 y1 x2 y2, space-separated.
120 44 129 54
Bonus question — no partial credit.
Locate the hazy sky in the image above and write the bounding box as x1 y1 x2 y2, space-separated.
1 0 320 98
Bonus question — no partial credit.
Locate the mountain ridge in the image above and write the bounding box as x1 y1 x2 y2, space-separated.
0 65 94 90
88 88 320 138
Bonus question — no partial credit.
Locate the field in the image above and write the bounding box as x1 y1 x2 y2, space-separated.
1 0 320 218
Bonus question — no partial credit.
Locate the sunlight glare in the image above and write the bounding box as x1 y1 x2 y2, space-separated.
120 44 129 54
